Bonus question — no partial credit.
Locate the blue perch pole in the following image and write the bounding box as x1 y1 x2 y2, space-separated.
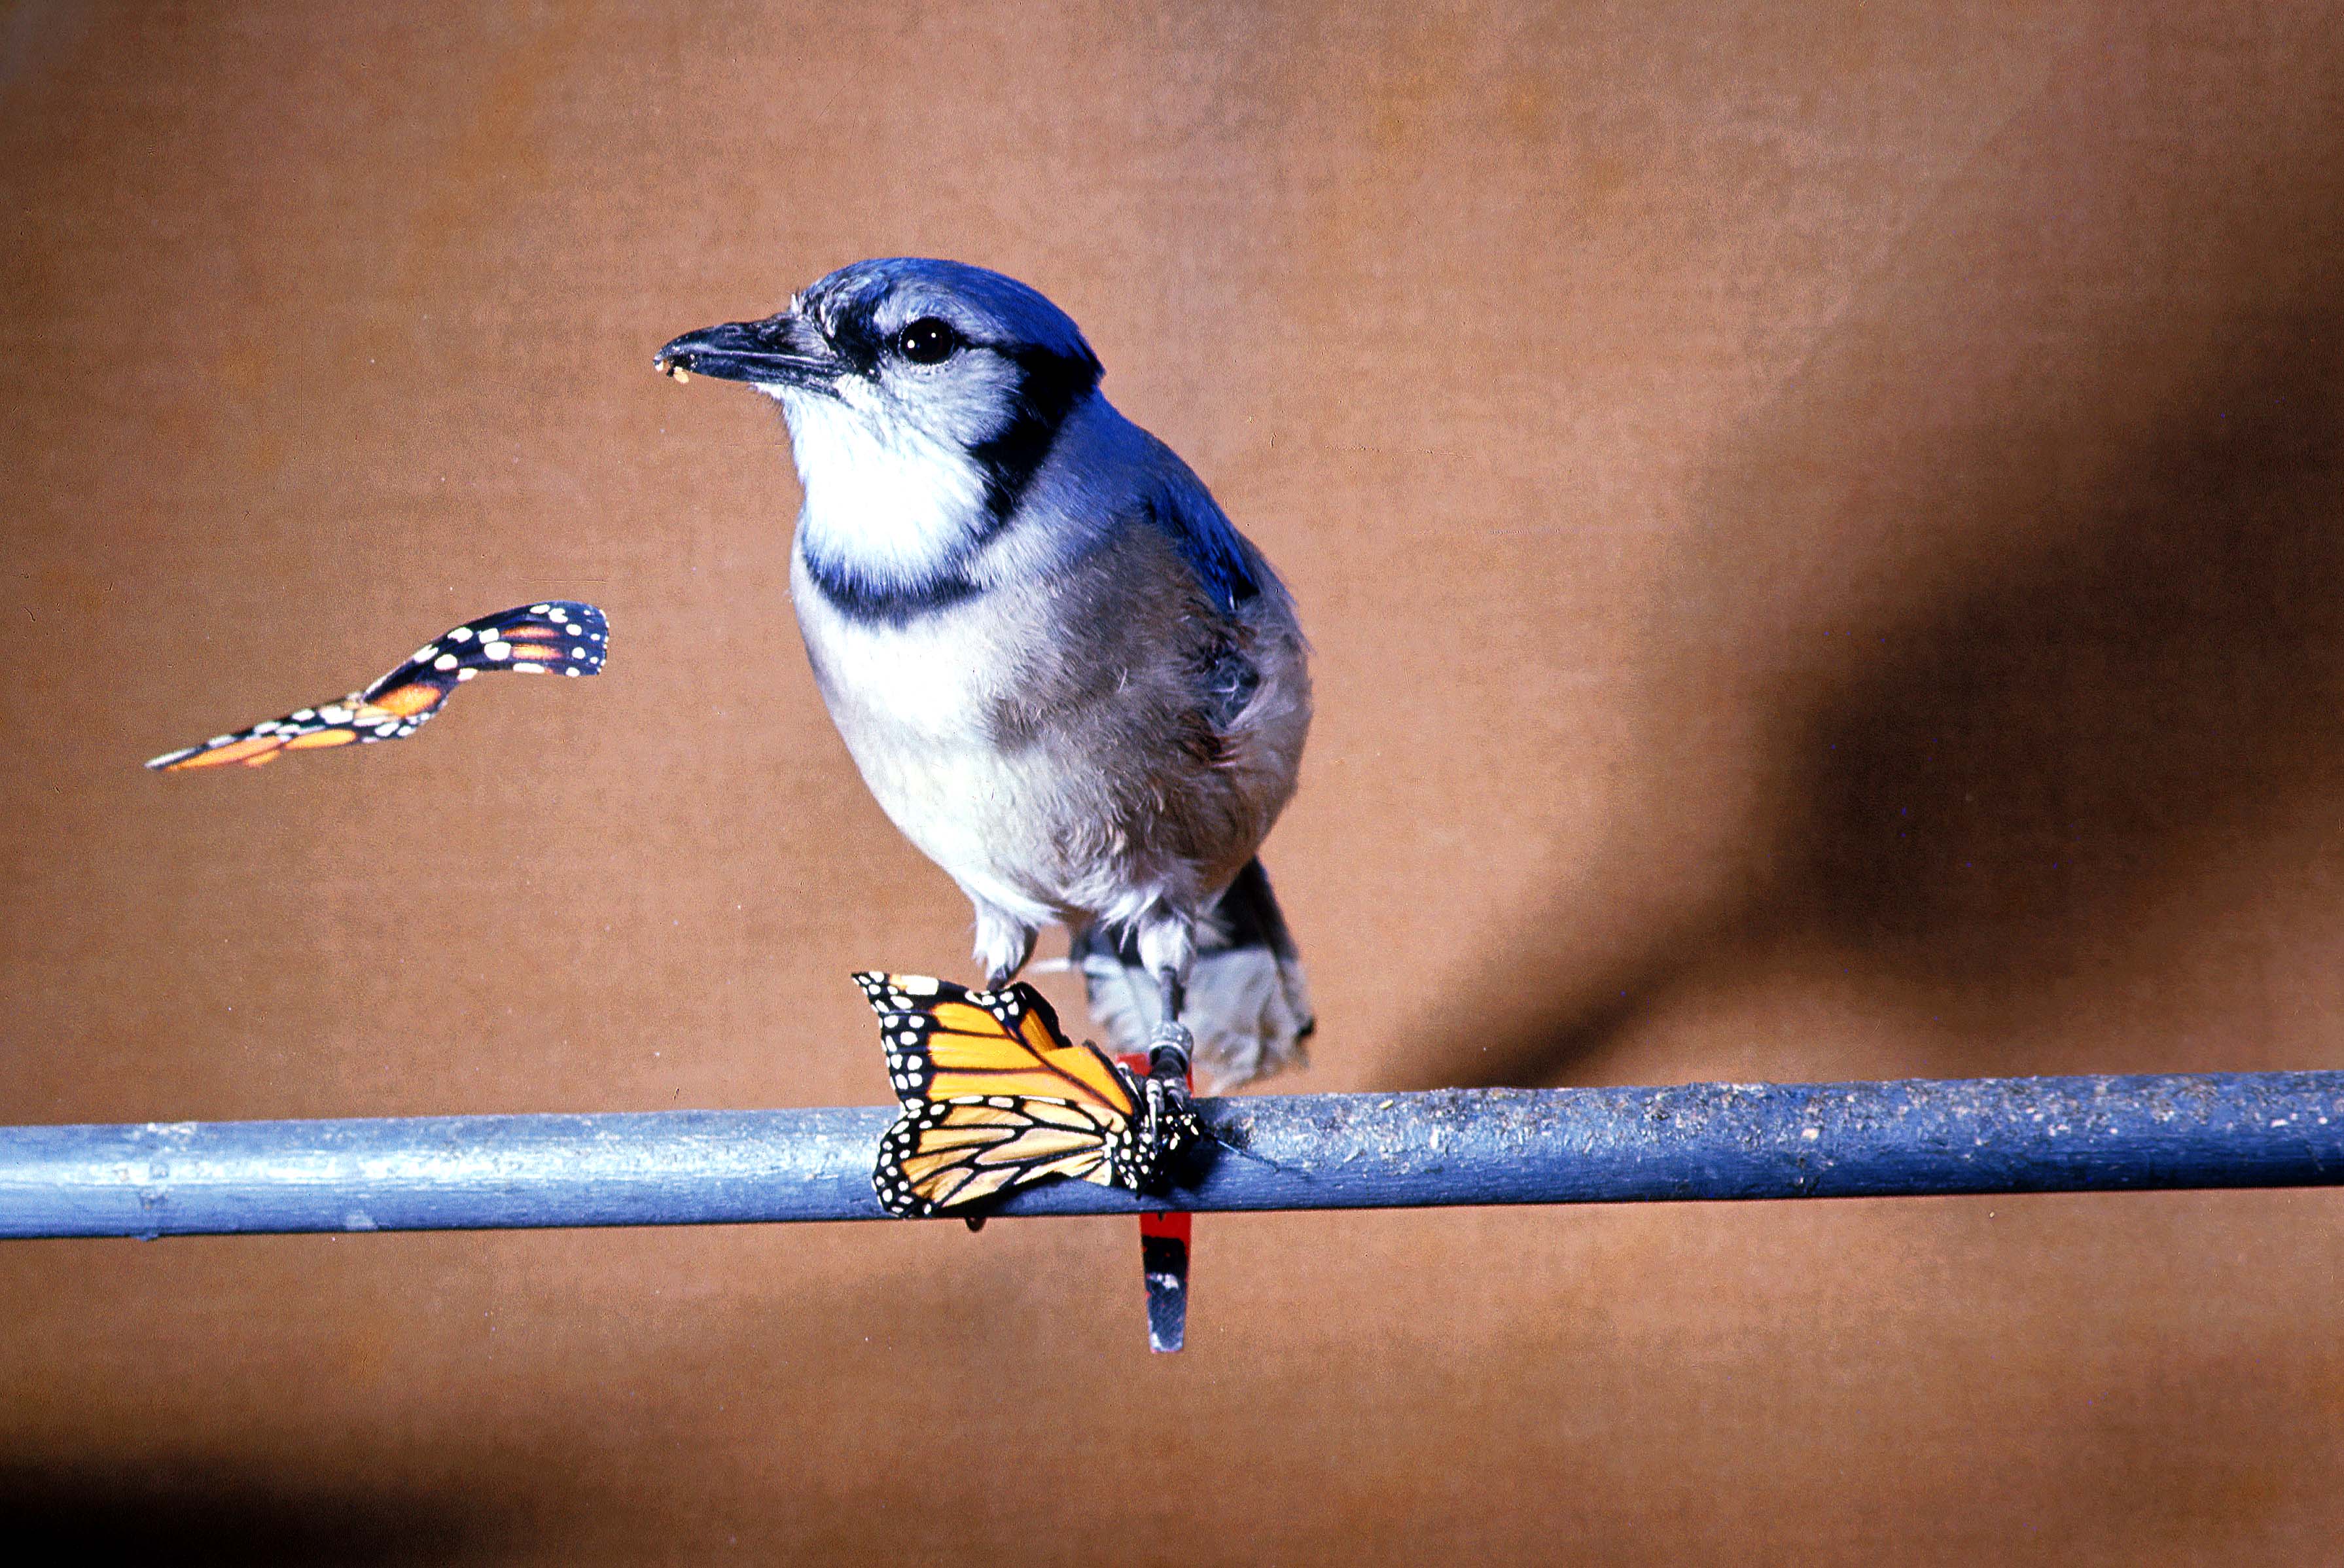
1 1072 2340 1239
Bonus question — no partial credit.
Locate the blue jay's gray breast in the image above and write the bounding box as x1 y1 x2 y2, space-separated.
790 523 1309 931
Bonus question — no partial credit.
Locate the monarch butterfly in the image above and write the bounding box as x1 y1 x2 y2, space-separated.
855 971 1203 1219
146 601 607 772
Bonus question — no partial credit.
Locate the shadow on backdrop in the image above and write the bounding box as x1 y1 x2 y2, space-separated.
0 1461 512 1567
1414 27 2344 1090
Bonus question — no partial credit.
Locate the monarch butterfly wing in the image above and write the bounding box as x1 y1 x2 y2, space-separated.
363 600 609 694
872 1096 1127 1217
143 686 374 772
147 601 609 772
851 971 1137 1114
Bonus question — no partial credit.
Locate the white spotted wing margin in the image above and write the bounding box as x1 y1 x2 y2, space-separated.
869 1094 1132 1219
146 601 608 772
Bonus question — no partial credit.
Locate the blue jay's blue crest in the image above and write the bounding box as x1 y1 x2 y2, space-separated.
802 258 1101 379
802 260 1263 612
658 260 1315 1092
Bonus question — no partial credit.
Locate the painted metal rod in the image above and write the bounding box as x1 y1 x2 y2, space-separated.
2 1071 2341 1239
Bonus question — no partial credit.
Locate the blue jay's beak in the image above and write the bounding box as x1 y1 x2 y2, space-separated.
655 309 842 392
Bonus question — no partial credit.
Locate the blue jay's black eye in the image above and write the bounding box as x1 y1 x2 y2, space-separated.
895 318 961 365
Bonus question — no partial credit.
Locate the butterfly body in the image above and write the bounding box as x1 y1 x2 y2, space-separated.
147 601 607 771
855 971 1202 1219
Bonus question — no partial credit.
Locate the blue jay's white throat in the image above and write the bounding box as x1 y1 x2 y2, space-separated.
658 257 1315 1092
772 382 994 596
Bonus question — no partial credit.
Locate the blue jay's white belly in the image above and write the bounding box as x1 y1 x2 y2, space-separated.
790 548 1089 929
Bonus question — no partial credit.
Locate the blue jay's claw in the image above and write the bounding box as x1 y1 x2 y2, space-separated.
1147 1020 1196 1122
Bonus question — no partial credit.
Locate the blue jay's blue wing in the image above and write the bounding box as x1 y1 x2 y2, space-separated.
1145 476 1262 614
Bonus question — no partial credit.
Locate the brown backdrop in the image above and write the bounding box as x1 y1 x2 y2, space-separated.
6 2 2344 1562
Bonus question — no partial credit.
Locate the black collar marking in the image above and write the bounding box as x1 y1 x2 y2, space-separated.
970 346 1102 526
801 554 986 627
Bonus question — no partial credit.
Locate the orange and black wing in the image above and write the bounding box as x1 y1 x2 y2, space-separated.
853 971 1136 1113
147 601 607 772
872 1096 1133 1218
852 971 1145 1218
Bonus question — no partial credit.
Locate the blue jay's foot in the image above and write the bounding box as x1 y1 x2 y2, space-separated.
1146 1021 1195 1093
1141 1014 1203 1189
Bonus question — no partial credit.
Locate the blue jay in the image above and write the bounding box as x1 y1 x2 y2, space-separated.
656 258 1313 1092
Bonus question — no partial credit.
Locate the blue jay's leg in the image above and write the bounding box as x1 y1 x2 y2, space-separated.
1134 908 1198 1096
1148 967 1189 1078
1076 861 1314 1092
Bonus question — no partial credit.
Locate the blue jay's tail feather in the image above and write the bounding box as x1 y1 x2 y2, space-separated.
1076 859 1314 1094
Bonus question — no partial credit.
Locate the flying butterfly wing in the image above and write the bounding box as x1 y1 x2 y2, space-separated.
147 601 607 772
853 971 1148 1218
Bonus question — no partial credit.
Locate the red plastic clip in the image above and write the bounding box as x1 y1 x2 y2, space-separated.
1120 1051 1191 1353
